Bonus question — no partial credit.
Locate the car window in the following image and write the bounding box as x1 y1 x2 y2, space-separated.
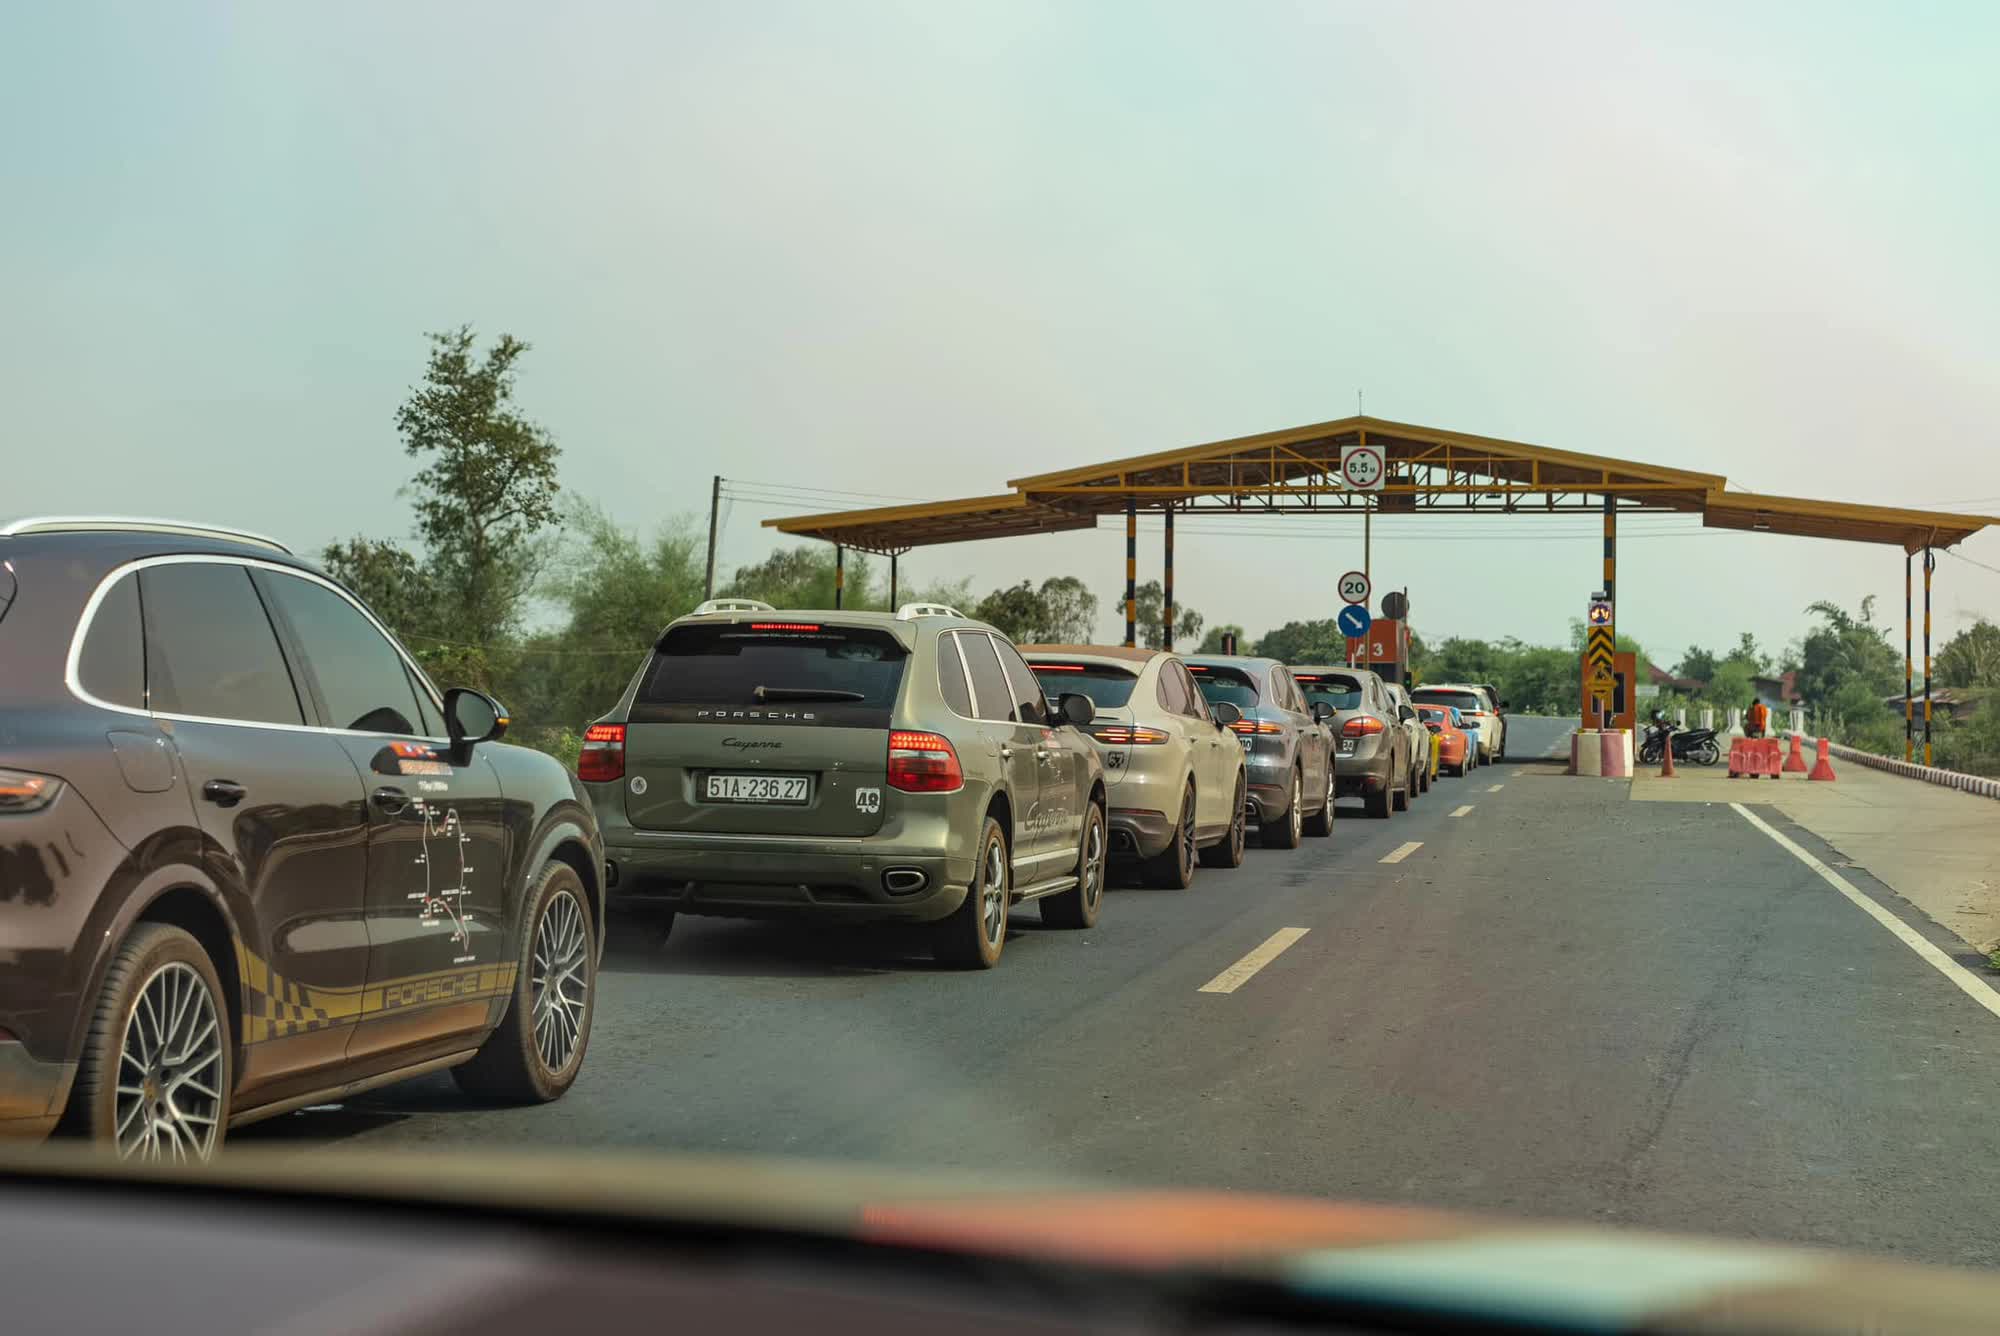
936 632 974 716
1274 670 1304 714
961 632 1015 721
1294 672 1363 711
259 572 428 735
77 572 145 710
1412 688 1484 714
406 667 445 736
141 563 304 725
1188 663 1259 710
993 636 1048 726
1156 660 1189 714
1031 663 1137 709
643 622 908 712
1176 663 1209 719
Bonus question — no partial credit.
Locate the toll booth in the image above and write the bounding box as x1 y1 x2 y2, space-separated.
1582 650 1637 733
1348 619 1410 685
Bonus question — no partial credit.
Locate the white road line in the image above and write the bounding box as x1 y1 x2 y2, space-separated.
1731 803 2000 1023
1486 783 1505 793
1198 927 1311 995
1450 804 1474 817
1380 841 1423 864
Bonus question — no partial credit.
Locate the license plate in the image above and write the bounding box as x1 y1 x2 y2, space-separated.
705 773 810 804
1338 739 1357 755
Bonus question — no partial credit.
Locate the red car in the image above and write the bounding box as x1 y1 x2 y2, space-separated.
1418 705 1475 776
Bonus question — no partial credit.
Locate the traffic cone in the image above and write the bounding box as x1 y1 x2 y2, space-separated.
1659 732 1677 778
1808 737 1838 782
1784 733 1808 774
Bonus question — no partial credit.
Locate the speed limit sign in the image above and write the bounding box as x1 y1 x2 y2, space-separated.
1337 570 1371 605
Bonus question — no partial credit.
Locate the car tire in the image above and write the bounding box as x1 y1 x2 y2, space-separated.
453 859 597 1103
934 817 1010 968
1302 761 1335 837
1392 769 1411 812
1365 775 1393 819
65 922 232 1161
1199 773 1248 868
1259 768 1304 849
1144 785 1199 888
1042 802 1107 928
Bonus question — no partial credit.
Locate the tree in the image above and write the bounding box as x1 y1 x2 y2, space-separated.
1703 660 1757 710
724 545 878 610
1937 619 2000 688
1255 619 1346 664
968 576 1100 643
1725 631 1770 673
1199 623 1246 653
321 536 442 639
1674 645 1718 684
1124 580 1202 649
395 327 564 643
1795 597 1901 708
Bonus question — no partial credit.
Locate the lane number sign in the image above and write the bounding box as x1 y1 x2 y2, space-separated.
1340 444 1386 492
1338 570 1371 605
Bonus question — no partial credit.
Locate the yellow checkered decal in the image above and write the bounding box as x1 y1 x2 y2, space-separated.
234 942 516 1044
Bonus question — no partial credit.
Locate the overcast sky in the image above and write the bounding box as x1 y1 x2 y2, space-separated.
7 1 1998 664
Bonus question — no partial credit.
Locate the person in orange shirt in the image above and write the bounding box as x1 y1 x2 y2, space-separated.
1745 697 1771 738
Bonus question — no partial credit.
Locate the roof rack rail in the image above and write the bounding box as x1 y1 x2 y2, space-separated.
0 516 293 555
691 597 776 615
897 602 964 620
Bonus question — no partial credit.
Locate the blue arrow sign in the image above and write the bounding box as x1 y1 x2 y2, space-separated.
1336 603 1372 639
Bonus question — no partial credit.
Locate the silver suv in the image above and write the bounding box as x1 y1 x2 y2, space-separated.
1291 666 1413 819
580 601 1107 969
1182 655 1337 848
1022 646 1250 888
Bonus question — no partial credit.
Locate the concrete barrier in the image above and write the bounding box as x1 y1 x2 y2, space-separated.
1822 741 2000 801
1571 729 1633 778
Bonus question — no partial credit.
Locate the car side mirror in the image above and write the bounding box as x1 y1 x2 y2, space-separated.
1311 701 1336 724
1210 700 1243 727
444 687 508 764
1425 721 1442 733
1399 706 1416 721
1057 692 1095 727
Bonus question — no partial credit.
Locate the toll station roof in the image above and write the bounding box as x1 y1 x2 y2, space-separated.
768 416 1995 555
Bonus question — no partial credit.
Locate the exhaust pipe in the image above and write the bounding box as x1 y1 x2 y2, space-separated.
882 868 928 895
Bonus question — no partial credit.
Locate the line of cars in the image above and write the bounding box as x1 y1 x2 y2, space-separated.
579 598 1508 971
0 515 1508 1160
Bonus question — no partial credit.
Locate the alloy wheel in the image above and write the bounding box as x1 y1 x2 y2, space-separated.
114 962 223 1161
1288 771 1302 841
1179 790 1197 873
1231 784 1246 856
981 837 1008 945
1083 813 1105 912
531 888 590 1075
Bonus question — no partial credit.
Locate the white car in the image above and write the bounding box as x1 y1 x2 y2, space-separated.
1411 682 1505 762
1383 683 1432 794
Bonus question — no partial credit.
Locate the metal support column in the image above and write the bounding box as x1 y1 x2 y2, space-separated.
889 553 898 610
834 544 845 610
1905 552 1914 762
1600 493 1617 728
1162 506 1175 650
1924 547 1935 766
1124 498 1137 648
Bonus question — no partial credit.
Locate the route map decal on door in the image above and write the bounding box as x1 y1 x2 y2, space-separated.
409 797 478 965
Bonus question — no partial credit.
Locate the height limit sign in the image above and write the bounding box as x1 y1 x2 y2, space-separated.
1341 444 1385 492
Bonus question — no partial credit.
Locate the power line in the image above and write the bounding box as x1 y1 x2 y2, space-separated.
1942 548 2000 578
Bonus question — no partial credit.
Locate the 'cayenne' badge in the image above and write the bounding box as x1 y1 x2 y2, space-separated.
629 776 648 796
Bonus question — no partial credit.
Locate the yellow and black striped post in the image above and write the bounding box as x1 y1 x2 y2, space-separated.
834 543 845 610
889 553 898 610
1124 498 1137 648
1924 547 1935 766
1163 506 1175 649
1905 552 1914 762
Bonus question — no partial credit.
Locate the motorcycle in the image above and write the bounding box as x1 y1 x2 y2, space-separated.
1639 721 1721 767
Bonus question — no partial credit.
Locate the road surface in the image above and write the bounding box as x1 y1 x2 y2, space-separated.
242 716 2000 1269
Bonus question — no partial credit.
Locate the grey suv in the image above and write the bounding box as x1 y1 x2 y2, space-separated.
1291 666 1414 818
1183 656 1337 848
581 602 1107 969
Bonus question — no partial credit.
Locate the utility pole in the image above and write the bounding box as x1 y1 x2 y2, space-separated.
703 475 722 598
1361 500 1372 670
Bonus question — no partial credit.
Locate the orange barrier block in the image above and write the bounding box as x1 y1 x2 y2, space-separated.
1809 736 1838 782
1764 739 1784 778
1784 733 1808 773
1727 738 1746 778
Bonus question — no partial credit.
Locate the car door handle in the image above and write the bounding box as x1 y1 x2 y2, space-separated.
200 779 246 808
372 785 410 814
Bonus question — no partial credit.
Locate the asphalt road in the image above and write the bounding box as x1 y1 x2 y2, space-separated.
242 715 2000 1269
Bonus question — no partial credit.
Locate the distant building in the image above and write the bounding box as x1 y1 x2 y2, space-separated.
1648 663 1705 694
1752 671 1800 710
1877 685 1991 723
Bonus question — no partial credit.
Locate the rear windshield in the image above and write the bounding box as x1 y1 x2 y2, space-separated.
1417 705 1455 725
1031 665 1137 709
1293 672 1363 711
638 622 908 719
1413 689 1483 713
1187 664 1258 709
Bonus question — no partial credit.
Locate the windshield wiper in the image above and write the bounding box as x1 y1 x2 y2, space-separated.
754 685 867 703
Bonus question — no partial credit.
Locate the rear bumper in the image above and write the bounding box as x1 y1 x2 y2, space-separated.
1334 739 1392 795
603 838 974 925
1107 808 1175 858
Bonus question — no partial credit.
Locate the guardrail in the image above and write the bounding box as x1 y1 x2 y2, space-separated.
1820 740 2000 801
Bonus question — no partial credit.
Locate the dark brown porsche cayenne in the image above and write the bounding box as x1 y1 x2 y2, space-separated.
0 518 605 1158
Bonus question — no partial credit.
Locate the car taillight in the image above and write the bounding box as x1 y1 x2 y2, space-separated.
1342 717 1385 737
0 769 61 813
888 730 963 793
577 724 626 782
1228 720 1283 735
1091 725 1169 745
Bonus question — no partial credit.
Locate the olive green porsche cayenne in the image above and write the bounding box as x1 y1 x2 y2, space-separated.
578 601 1108 969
